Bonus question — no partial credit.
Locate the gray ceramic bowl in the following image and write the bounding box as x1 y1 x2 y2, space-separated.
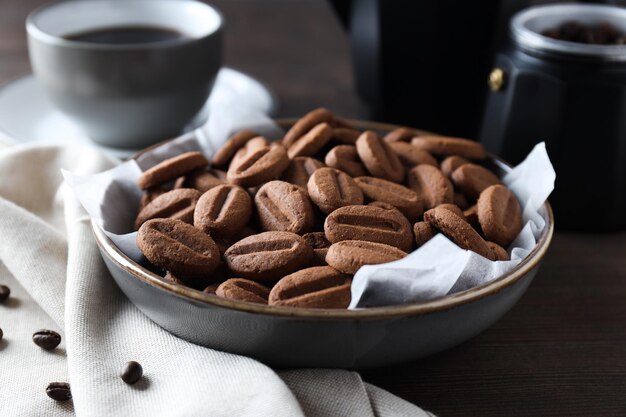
93 120 554 369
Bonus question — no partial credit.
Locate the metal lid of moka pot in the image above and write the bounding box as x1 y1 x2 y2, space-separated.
511 4 626 62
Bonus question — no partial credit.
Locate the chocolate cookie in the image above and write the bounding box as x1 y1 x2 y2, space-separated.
137 219 220 278
331 128 361 145
135 188 202 230
302 232 331 264
268 266 352 308
411 135 487 160
413 221 436 247
423 206 494 260
138 151 209 190
227 145 290 187
254 180 315 234
451 163 502 199
215 278 270 304
407 164 454 210
223 231 313 282
211 130 259 168
282 156 325 191
388 141 438 168
354 176 423 221
355 131 405 183
440 155 470 178
383 127 419 143
326 240 407 274
229 137 270 171
282 108 335 149
175 169 226 192
477 184 523 247
138 187 167 212
194 184 253 238
487 241 510 261
307 167 364 214
324 145 367 178
287 122 333 159
463 204 481 231
324 205 413 252
436 203 464 218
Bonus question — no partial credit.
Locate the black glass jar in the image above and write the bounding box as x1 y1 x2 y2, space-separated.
480 4 626 231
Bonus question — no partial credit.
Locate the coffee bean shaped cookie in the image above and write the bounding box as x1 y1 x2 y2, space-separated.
287 122 333 159
269 266 352 309
282 156 325 191
215 278 270 304
423 206 494 260
194 184 253 238
224 231 313 282
477 184 523 247
302 232 331 264
138 187 167 213
227 145 290 187
367 201 397 211
407 164 454 210
138 151 209 190
436 203 464 218
356 131 405 183
354 176 423 221
283 108 335 148
331 128 361 145
211 130 259 168
413 221 436 247
307 167 364 214
326 240 407 274
254 180 315 234
463 204 481 231
203 282 221 294
383 127 419 143
135 188 202 230
137 218 220 278
176 169 226 192
324 205 413 252
411 135 487 160
229 137 271 171
451 163 502 199
325 145 367 178
388 142 438 168
487 241 510 261
441 155 470 178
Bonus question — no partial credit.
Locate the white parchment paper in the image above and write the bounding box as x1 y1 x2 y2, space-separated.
63 108 555 309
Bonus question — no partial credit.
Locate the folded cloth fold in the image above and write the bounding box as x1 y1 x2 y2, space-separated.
0 144 433 417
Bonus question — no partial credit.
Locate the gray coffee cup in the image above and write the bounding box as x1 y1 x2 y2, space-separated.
26 0 223 149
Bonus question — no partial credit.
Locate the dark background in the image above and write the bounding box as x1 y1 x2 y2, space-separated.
1 0 626 415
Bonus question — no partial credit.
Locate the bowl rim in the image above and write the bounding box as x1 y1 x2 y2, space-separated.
92 118 554 320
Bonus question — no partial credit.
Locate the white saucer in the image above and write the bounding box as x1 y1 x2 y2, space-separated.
0 68 278 159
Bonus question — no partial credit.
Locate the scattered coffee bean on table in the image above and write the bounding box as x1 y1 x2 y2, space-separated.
32 329 62 350
46 382 72 402
121 361 143 385
0 284 10 302
0 328 3 341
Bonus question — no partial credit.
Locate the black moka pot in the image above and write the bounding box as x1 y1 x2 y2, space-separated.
480 4 626 232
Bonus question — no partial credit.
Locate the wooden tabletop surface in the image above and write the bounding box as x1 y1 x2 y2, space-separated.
2 1 625 416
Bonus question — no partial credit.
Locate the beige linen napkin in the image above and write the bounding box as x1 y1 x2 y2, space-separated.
0 143 433 417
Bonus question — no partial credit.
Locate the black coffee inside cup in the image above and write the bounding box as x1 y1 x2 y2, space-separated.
64 26 186 44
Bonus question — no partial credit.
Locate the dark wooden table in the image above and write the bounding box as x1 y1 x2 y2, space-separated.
2 1 625 415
